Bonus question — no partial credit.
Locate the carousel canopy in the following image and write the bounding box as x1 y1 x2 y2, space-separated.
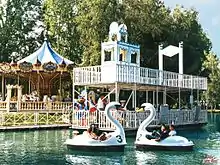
17 39 74 65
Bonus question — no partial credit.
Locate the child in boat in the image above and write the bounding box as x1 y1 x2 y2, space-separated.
168 124 177 136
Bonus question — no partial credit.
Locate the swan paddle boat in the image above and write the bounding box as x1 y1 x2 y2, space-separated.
135 103 194 151
64 102 127 152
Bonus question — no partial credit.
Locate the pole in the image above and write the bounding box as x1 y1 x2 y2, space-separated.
2 75 5 100
146 90 148 103
179 87 181 110
29 74 31 94
156 86 159 111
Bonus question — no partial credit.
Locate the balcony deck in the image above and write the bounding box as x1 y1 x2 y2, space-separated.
73 64 207 90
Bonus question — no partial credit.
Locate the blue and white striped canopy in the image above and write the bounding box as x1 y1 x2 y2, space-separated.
18 40 74 65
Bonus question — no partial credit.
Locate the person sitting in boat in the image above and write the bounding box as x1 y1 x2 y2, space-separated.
146 124 169 141
168 124 177 136
84 124 110 141
155 124 169 141
83 126 99 139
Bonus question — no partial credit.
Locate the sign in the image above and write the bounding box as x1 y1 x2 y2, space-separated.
9 102 18 112
19 61 33 72
42 62 57 72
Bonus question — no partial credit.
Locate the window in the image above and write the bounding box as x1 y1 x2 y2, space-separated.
131 52 137 63
119 48 127 62
104 50 112 61
119 53 123 61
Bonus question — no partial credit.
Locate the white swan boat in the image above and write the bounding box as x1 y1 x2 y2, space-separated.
135 103 194 151
64 102 127 152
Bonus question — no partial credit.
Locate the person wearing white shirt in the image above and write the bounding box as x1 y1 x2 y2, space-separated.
169 124 177 136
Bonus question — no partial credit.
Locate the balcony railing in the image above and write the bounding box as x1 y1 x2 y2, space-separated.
73 64 207 90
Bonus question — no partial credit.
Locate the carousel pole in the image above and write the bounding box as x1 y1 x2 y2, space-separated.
59 73 62 101
37 73 40 97
17 73 20 85
72 69 75 107
29 74 31 94
2 75 5 101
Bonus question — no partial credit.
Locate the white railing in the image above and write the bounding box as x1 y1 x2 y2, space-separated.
73 64 207 90
19 102 73 112
0 101 7 111
71 109 208 130
74 66 101 84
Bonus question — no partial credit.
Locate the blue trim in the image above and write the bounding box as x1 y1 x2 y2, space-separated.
117 41 140 49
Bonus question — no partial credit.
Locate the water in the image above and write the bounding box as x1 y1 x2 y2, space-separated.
0 113 219 165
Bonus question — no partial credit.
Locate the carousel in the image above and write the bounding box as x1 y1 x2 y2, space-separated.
0 38 74 112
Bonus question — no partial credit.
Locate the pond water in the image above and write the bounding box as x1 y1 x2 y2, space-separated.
0 113 219 165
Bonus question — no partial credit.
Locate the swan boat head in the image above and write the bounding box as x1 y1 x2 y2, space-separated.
65 101 127 151
135 103 194 151
135 103 156 142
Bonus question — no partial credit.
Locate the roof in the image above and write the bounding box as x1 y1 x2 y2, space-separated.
17 39 74 65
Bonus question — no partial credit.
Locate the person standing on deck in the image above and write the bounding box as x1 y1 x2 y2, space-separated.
96 94 108 124
97 94 108 111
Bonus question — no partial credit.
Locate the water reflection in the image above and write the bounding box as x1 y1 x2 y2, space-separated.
135 151 157 165
66 152 125 165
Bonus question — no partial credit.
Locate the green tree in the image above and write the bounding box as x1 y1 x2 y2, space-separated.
202 52 220 109
163 6 212 74
43 0 82 64
0 0 43 62
75 0 124 66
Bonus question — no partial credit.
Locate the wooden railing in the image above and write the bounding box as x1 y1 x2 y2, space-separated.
0 112 70 126
73 64 207 90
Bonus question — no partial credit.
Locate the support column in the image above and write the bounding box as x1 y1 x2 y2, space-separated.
156 86 159 111
179 87 181 110
159 44 163 85
17 74 20 85
146 90 148 103
197 89 199 105
28 75 31 94
153 91 155 106
37 73 40 96
134 84 137 109
190 89 193 109
115 82 119 102
163 87 166 104
59 74 62 100
2 75 5 101
6 85 12 112
72 69 75 104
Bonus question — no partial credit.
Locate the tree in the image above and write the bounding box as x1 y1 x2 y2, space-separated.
43 0 82 64
0 0 44 62
75 0 124 66
163 6 212 74
202 52 220 109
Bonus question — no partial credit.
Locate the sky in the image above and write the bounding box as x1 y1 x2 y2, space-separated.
164 0 219 56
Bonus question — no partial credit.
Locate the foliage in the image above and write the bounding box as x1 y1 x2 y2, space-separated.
202 52 220 108
75 0 124 66
0 0 44 62
43 0 82 64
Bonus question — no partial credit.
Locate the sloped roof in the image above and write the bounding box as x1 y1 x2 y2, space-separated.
18 39 74 65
